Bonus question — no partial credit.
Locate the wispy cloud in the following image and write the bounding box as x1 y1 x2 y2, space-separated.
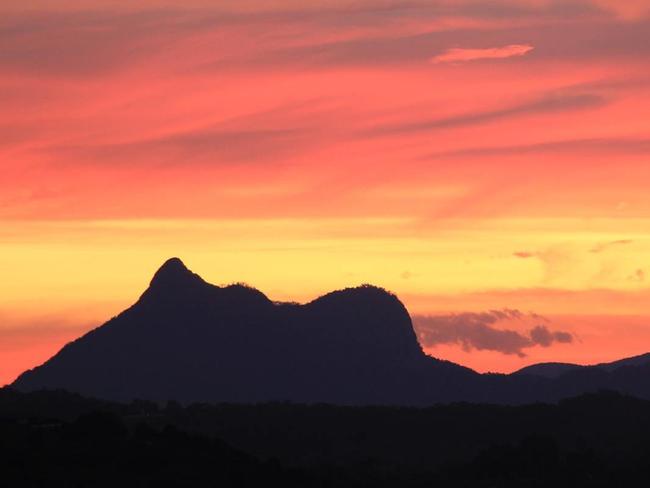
431 44 534 63
421 138 650 160
589 239 634 254
364 92 607 136
49 127 313 166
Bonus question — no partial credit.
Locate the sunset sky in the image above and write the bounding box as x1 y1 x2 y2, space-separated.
2 0 650 385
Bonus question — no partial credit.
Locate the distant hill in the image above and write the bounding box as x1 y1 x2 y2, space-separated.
12 258 650 405
515 353 650 379
514 362 582 379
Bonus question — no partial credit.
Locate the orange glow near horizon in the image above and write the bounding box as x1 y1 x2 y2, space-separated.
1 0 650 385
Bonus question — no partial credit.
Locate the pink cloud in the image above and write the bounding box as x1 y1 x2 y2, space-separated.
431 44 534 64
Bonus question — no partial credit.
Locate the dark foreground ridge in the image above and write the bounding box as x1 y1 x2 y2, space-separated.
12 258 650 404
2 387 650 487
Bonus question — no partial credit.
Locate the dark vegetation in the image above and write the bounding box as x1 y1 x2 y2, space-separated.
2 387 650 487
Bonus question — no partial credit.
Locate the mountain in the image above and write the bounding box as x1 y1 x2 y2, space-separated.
13 258 477 404
513 362 581 379
514 353 650 379
12 258 650 405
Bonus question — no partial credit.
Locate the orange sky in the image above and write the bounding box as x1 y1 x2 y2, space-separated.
1 0 650 385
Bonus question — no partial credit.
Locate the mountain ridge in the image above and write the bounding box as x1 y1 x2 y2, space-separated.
15 258 464 404
514 352 650 379
12 258 650 405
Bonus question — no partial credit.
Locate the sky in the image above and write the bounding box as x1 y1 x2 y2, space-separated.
1 0 650 385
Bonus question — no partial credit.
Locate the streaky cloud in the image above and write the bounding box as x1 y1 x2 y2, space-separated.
420 137 650 160
590 239 634 254
363 92 607 136
430 44 534 63
46 127 316 166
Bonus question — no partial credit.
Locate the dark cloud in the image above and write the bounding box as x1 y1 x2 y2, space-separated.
48 126 316 166
422 138 650 160
522 17 650 61
530 325 573 347
413 310 573 357
208 12 650 71
363 92 607 137
0 10 207 76
42 96 337 166
1 2 647 78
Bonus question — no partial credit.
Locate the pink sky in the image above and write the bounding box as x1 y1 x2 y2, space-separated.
1 0 650 384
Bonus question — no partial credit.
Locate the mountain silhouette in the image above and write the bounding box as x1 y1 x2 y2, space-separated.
14 258 475 404
12 258 650 405
514 352 650 379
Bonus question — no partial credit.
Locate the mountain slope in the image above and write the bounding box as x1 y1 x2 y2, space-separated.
514 363 584 379
515 352 650 379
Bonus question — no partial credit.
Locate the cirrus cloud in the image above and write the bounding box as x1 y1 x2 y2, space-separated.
430 44 534 63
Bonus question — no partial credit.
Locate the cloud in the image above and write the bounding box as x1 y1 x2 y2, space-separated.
589 239 633 253
530 325 573 347
514 251 536 259
0 10 213 76
0 316 90 351
2 2 649 79
422 138 650 160
206 12 650 71
39 97 340 168
628 269 646 283
364 91 607 136
2 0 649 223
49 127 313 166
413 310 573 357
592 0 650 19
430 44 534 63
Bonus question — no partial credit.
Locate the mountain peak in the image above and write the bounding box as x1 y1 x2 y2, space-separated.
148 257 205 290
157 256 189 272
